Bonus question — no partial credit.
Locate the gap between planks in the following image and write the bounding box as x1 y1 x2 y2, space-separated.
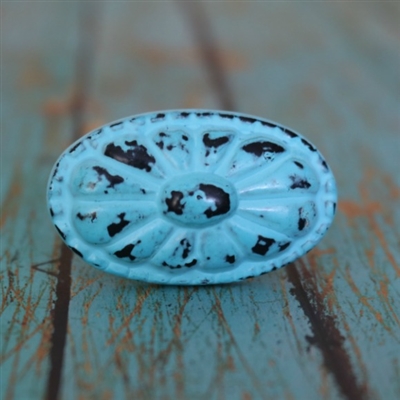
45 3 100 400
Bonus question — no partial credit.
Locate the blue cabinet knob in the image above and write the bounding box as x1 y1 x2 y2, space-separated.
47 110 337 285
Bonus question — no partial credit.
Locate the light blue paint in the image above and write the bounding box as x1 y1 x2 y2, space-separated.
47 110 337 284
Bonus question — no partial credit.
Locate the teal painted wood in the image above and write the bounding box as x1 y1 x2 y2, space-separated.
1 3 81 400
1 2 400 400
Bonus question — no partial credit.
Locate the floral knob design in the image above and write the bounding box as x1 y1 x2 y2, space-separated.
47 110 337 284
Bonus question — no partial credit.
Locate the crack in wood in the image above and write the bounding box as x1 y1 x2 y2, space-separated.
287 261 369 400
45 244 72 400
31 258 61 277
178 1 236 110
45 3 100 400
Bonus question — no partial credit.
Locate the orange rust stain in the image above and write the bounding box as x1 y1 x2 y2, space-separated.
341 317 369 379
378 279 389 300
182 87 205 109
242 393 252 400
369 247 400 327
1 317 50 363
308 247 336 258
1 170 22 229
119 329 135 353
42 97 71 117
83 284 102 314
135 46 248 71
365 243 375 271
318 367 330 399
268 359 276 368
226 354 235 371
3 244 60 370
340 168 400 277
107 287 152 345
19 60 51 89
211 290 266 397
42 94 104 135
382 174 400 200
253 321 260 337
339 200 382 219
83 119 107 134
344 267 394 335
337 305 379 398
284 391 295 400
35 318 53 368
279 275 303 354
301 84 319 103
101 391 113 400
319 266 338 303
71 275 102 298
325 258 342 311
303 248 336 303
370 217 400 277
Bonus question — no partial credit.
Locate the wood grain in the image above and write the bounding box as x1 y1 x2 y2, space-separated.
1 2 399 400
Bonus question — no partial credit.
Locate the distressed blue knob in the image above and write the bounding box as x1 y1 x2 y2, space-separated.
47 110 337 285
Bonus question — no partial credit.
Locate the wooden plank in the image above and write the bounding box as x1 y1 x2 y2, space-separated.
1 1 399 400
1 2 83 400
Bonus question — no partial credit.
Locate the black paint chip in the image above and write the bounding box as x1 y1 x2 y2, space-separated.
68 246 83 258
252 235 276 256
260 121 276 128
166 191 185 215
77 212 97 222
290 175 311 189
52 162 60 178
162 261 181 269
278 242 291 252
185 259 197 268
114 243 138 261
242 141 285 156
321 158 329 171
218 113 235 120
105 140 156 172
284 129 298 138
107 213 130 237
197 112 212 117
55 225 66 240
69 142 82 153
301 138 317 152
225 255 236 264
93 166 124 188
294 161 304 169
298 217 307 231
180 238 191 259
199 184 231 218
203 133 230 149
239 116 257 124
110 121 123 129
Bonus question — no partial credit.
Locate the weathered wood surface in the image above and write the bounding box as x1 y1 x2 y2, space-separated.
1 2 400 400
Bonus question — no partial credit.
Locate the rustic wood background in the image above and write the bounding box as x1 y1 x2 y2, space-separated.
1 1 399 400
